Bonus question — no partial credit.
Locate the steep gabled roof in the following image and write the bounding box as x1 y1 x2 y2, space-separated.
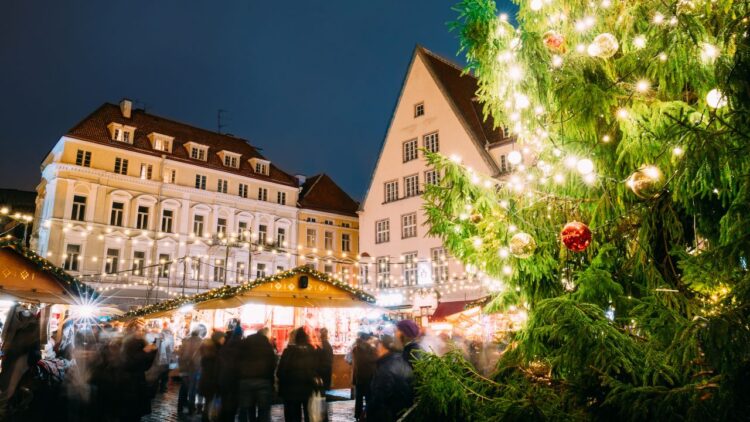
65 103 298 186
298 174 359 217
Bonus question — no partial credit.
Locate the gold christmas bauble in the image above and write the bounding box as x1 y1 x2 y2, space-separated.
626 166 663 199
509 232 537 258
590 33 619 58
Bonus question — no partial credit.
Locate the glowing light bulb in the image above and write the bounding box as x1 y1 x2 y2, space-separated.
507 151 523 165
508 65 524 81
653 12 665 24
514 93 530 109
564 155 578 168
616 108 630 119
706 89 727 109
701 43 718 62
551 55 563 68
553 174 565 184
633 35 647 49
576 158 595 175
530 0 543 11
672 146 684 156
602 135 611 143
635 79 650 93
658 52 668 62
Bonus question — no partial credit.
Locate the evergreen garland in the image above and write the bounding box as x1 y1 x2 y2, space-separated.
409 0 750 420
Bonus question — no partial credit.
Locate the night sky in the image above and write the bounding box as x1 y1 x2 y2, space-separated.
0 1 514 200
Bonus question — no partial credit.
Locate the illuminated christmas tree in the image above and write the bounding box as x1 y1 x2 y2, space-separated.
409 0 750 419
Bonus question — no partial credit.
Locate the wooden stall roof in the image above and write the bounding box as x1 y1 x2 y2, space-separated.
121 266 377 320
0 240 97 304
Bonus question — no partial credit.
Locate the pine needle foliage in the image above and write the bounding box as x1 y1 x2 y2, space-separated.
407 0 750 420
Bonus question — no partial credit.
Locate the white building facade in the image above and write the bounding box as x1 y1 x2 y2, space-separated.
359 46 516 316
32 100 301 308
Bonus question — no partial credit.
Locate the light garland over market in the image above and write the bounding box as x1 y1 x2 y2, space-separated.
119 265 377 319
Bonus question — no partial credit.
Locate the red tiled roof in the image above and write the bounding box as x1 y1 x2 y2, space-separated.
65 103 298 186
429 299 476 322
298 174 359 217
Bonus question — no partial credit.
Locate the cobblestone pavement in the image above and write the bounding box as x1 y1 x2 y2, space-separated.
144 379 355 422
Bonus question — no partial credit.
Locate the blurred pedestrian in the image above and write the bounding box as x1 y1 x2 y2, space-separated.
157 321 175 393
396 320 422 368
317 327 334 392
277 327 319 422
351 332 376 421
238 327 276 422
217 324 244 422
368 334 414 422
177 328 202 415
119 318 158 422
199 330 225 422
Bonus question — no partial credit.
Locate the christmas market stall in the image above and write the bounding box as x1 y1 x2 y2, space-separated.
121 266 381 388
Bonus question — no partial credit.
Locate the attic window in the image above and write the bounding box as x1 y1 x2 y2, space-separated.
185 142 209 161
108 122 136 144
220 151 242 169
148 132 174 153
250 158 270 176
415 102 425 117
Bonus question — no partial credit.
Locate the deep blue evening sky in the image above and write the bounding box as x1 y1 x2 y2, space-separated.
0 1 513 199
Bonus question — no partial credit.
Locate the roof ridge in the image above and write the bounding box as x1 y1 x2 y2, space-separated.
417 45 473 76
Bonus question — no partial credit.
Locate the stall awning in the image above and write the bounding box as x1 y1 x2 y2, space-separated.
0 241 96 304
429 300 476 322
122 266 377 320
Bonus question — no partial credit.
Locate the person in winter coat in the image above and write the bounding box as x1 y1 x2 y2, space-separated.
368 334 414 422
351 332 377 421
119 319 158 422
157 321 175 393
238 327 277 422
177 329 202 415
218 324 244 422
317 327 334 391
396 320 423 369
199 331 225 422
277 327 319 422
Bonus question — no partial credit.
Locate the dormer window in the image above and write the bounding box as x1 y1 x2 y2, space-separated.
249 158 270 176
219 151 241 169
148 132 174 153
185 142 209 161
107 122 136 144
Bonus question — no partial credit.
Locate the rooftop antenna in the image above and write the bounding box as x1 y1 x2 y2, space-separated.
217 109 229 134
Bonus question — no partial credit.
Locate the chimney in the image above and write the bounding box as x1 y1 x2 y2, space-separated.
295 174 307 186
119 98 132 118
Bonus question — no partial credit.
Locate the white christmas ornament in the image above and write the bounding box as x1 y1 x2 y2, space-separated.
508 151 523 165
589 33 619 58
706 89 727 109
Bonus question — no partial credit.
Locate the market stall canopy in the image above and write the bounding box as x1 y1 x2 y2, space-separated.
429 299 479 322
121 266 377 320
0 240 97 304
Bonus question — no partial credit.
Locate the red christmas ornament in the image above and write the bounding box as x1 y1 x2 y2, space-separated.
560 221 592 252
543 31 566 53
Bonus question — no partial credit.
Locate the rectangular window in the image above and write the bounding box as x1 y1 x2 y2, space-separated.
75 150 91 167
404 252 418 286
341 233 351 252
191 147 206 161
324 231 333 251
64 244 80 272
306 217 316 223
403 139 418 162
376 257 390 288
402 212 417 238
71 195 86 221
255 162 268 175
424 132 439 153
164 168 176 183
114 157 128 175
258 224 268 244
136 206 149 230
256 263 267 279
193 215 204 237
105 248 120 274
238 183 248 198
217 179 228 194
324 264 334 274
238 221 248 241
360 265 369 285
258 187 268 201
161 210 173 233
140 164 153 180
132 251 145 276
306 228 317 248
431 247 449 284
158 254 170 278
123 131 131 143
404 174 419 197
237 263 246 282
110 202 124 226
415 102 424 117
224 155 238 168
276 227 286 246
113 128 121 141
324 220 334 226
425 169 440 186
154 138 170 152
217 218 227 236
191 258 202 281
384 181 398 203
376 219 390 244
277 191 286 205
195 174 207 190
342 222 350 228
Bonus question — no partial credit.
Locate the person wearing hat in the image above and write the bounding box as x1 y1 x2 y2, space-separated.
396 320 422 369
368 333 414 422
